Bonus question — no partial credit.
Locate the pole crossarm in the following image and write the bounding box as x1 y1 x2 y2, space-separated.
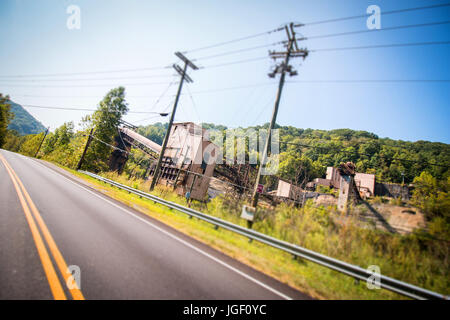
175 52 199 70
173 64 193 83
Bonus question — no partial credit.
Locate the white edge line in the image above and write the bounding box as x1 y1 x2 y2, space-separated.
22 155 293 300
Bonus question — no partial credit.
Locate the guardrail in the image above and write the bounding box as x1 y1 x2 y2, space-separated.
80 170 447 300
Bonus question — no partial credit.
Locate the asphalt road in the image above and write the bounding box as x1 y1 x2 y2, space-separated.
0 149 311 300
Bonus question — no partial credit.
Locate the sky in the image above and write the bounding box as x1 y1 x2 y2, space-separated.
0 0 449 143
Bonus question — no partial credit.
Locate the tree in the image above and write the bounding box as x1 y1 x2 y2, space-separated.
0 93 13 148
411 171 449 221
81 87 129 171
279 152 322 186
18 133 44 156
42 122 74 155
2 130 24 152
137 122 167 145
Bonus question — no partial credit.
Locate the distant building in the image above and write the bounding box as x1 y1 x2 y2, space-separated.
326 166 341 189
337 175 353 211
325 166 375 198
354 172 376 198
276 179 302 202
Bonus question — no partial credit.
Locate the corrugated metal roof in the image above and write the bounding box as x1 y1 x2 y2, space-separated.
119 127 162 154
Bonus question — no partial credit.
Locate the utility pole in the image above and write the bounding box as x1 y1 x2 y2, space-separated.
76 128 94 171
251 23 308 208
150 52 198 191
34 127 49 158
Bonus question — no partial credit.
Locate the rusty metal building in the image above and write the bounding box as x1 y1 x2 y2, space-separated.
325 166 376 198
276 179 302 201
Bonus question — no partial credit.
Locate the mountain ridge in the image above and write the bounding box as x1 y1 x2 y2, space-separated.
8 100 46 135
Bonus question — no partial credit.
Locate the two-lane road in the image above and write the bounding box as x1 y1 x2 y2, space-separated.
0 149 310 300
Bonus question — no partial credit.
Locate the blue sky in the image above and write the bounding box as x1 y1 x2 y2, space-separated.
0 0 449 143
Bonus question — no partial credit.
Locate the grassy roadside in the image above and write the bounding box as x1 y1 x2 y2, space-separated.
51 164 403 300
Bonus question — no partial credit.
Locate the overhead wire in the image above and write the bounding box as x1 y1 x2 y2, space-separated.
21 104 169 114
251 94 276 126
0 74 175 82
182 26 284 54
192 42 281 61
130 114 166 123
295 20 450 41
8 76 450 106
0 65 173 79
185 83 201 124
132 76 178 112
287 79 450 83
310 40 450 52
0 81 179 88
297 3 450 27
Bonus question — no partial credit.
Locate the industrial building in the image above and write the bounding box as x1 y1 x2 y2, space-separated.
148 122 220 201
110 122 219 202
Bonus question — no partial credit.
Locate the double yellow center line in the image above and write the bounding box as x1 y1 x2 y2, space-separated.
0 154 84 300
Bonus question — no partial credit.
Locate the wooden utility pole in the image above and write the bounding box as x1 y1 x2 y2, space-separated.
76 128 94 171
150 52 198 191
34 127 49 158
251 23 308 208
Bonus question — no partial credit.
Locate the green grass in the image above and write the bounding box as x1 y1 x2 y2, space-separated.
57 168 424 300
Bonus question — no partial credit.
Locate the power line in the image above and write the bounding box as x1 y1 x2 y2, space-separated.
0 81 178 88
189 80 450 97
162 98 176 113
296 20 450 41
185 83 201 124
200 56 268 69
190 83 276 94
0 74 175 82
9 78 450 102
139 78 178 112
9 93 176 99
251 93 276 126
297 3 450 27
88 134 131 154
192 42 281 61
0 65 173 79
182 27 284 54
192 39 450 66
287 79 450 83
14 41 442 87
310 40 450 52
130 114 167 123
236 86 264 128
21 104 169 114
